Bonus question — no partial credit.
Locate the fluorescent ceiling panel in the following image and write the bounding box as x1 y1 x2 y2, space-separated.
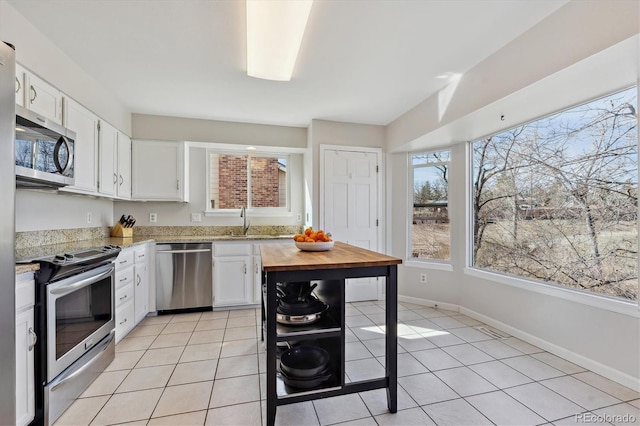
246 0 313 81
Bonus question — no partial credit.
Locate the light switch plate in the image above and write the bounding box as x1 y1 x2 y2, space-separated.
191 213 202 223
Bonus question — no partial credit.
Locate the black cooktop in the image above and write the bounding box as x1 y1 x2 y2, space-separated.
34 245 121 284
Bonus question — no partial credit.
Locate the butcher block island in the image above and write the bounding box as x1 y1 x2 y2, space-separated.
260 241 402 425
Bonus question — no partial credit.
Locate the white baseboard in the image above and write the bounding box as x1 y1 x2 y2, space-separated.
398 295 460 313
396 294 639 391
459 306 640 392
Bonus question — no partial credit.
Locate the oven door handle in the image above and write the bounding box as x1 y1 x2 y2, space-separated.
49 331 115 392
49 266 114 296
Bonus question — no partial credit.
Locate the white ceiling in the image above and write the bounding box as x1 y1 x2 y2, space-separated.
10 0 568 128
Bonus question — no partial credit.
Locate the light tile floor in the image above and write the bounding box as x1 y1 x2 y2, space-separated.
54 302 640 426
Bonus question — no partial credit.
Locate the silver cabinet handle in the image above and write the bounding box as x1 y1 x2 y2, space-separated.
119 294 128 301
113 173 118 184
30 85 36 103
28 327 37 351
119 318 127 325
244 264 247 274
119 174 123 185
15 76 21 94
136 274 141 286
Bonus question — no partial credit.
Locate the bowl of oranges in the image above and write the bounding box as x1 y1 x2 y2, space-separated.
293 227 334 251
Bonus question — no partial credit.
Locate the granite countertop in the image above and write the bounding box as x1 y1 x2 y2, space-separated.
15 263 39 275
15 235 294 263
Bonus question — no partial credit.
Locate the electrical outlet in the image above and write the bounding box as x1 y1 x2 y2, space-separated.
87 212 92 224
420 273 427 283
296 213 302 222
191 213 202 223
149 213 157 223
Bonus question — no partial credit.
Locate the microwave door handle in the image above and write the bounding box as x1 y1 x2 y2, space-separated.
53 136 73 175
50 267 113 296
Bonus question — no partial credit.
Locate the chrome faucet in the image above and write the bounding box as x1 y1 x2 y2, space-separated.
240 206 250 235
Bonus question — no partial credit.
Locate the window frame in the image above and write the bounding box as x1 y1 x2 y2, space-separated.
464 86 639 312
205 148 291 216
407 149 452 266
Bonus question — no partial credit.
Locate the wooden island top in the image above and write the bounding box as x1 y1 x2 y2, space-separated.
260 241 402 272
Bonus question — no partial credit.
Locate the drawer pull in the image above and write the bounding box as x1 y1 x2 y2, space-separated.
119 294 128 301
119 277 127 282
119 318 127 325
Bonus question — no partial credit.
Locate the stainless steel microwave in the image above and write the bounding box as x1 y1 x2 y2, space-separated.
15 104 75 188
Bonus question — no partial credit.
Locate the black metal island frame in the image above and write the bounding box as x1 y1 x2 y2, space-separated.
260 241 403 425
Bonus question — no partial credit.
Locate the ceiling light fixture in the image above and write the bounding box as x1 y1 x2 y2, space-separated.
246 0 313 81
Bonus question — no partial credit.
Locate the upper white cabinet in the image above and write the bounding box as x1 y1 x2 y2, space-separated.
98 122 131 199
98 121 118 197
25 71 63 124
15 63 25 107
117 132 132 199
62 97 99 194
132 140 188 201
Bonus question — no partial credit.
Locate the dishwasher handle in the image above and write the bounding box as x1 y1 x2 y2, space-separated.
156 249 212 254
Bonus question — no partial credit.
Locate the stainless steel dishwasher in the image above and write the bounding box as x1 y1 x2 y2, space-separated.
155 243 213 313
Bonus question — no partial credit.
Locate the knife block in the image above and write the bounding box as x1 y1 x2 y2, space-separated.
110 222 133 238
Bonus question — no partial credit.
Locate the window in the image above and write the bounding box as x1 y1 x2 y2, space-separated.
208 150 289 211
410 150 450 261
472 87 638 301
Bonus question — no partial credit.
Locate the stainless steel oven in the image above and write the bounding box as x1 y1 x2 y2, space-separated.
32 245 120 425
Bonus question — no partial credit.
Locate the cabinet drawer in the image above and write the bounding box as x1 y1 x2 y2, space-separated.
15 276 35 312
116 250 134 269
214 243 251 256
134 247 147 264
115 283 134 308
115 267 134 290
115 300 134 341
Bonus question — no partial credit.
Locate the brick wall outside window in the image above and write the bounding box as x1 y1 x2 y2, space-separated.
218 155 247 209
251 157 280 207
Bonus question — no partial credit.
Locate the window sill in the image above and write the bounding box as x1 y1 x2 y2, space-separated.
204 210 293 218
464 267 640 318
404 260 454 272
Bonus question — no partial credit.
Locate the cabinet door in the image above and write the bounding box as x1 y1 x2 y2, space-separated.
253 255 262 304
117 133 131 199
15 308 35 426
134 262 148 324
213 256 250 306
15 64 25 107
63 98 99 193
98 121 117 196
25 72 62 124
132 140 186 201
115 300 134 344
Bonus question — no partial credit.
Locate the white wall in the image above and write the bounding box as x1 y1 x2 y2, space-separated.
15 189 113 232
0 1 131 134
388 0 640 388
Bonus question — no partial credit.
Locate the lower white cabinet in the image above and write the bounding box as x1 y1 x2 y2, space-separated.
115 249 135 343
213 240 286 307
15 273 35 426
134 246 149 324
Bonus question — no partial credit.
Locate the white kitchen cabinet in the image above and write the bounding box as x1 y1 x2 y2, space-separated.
131 140 188 201
25 71 63 124
212 243 252 307
117 132 132 199
62 97 99 194
115 249 135 343
98 122 131 199
15 63 25 107
134 245 149 324
98 120 118 197
15 273 35 426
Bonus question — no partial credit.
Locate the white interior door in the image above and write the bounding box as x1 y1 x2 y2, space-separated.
322 148 381 302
